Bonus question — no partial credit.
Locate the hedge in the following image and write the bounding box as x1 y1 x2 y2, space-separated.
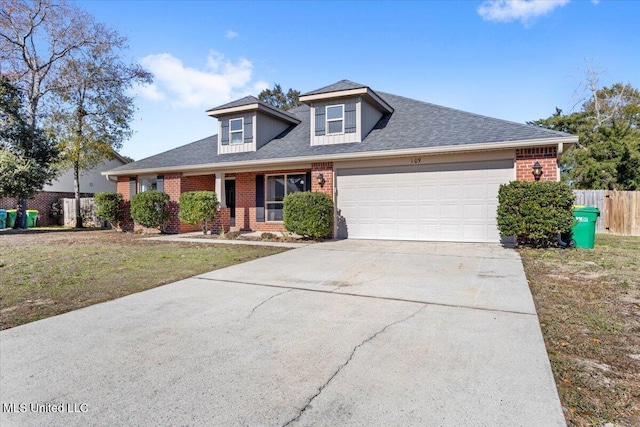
94 192 123 229
178 191 219 234
283 191 333 238
130 190 170 230
496 181 575 246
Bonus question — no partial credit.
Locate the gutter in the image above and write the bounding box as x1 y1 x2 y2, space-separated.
101 136 578 177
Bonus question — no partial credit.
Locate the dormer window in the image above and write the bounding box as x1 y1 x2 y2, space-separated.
326 105 344 134
230 118 244 144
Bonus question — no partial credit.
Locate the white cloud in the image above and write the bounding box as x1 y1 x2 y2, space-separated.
477 0 571 24
138 51 257 109
131 83 165 101
225 30 239 39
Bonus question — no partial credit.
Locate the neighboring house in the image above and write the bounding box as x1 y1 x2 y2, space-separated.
103 80 577 242
1 154 129 226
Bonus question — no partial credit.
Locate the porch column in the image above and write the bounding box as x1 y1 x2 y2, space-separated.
216 172 226 208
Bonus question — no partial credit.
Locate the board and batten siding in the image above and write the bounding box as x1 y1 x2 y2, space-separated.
256 113 290 149
310 98 361 146
218 113 256 154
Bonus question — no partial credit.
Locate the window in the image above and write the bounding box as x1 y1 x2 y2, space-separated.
230 118 243 144
326 105 344 134
266 174 307 221
138 176 157 192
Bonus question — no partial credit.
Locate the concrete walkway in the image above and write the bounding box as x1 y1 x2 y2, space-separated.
0 240 565 426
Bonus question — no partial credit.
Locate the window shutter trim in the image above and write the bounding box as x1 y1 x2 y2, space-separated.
221 118 229 145
156 175 164 193
255 174 265 222
315 107 325 136
345 102 356 133
244 115 253 143
129 177 137 197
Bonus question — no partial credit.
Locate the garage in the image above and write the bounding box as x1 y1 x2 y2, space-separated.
335 159 514 242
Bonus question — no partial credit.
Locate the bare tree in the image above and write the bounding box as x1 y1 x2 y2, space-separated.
0 0 97 227
1 0 151 228
49 25 151 227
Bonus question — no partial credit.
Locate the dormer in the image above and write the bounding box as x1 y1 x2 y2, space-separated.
299 80 394 146
206 96 300 154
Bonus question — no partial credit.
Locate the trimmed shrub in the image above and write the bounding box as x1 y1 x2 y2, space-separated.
497 181 575 246
94 192 123 230
130 190 170 230
178 191 219 234
283 191 333 238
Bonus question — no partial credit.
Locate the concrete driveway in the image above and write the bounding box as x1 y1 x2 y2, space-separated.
0 240 565 426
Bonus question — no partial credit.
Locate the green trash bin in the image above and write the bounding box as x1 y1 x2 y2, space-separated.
0 209 6 229
26 210 39 228
6 209 17 228
572 206 600 249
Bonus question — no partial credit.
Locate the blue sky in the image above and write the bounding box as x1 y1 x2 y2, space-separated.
76 0 640 161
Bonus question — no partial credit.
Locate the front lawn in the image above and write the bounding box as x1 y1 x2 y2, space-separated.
0 229 288 329
520 234 640 426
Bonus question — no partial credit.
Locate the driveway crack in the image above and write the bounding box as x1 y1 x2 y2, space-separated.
247 289 292 319
281 303 428 427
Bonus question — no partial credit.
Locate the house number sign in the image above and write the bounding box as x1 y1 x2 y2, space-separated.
410 157 422 164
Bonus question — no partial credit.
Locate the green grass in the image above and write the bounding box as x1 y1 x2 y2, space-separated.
520 234 640 426
0 230 288 329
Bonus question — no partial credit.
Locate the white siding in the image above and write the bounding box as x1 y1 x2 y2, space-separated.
44 158 125 193
218 113 256 154
256 113 290 148
336 160 514 242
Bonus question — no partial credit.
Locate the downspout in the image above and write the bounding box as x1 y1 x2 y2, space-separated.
557 142 564 182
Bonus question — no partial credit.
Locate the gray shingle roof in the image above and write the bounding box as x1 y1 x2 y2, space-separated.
206 95 261 111
108 89 574 174
301 79 368 96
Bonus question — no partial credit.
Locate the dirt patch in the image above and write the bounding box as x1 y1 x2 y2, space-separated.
520 234 640 426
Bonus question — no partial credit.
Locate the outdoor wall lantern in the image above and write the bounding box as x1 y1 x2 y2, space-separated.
532 161 543 181
316 173 326 187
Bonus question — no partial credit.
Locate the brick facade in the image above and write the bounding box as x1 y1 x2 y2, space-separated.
118 173 221 234
515 146 558 182
311 162 334 199
1 191 92 227
115 166 337 235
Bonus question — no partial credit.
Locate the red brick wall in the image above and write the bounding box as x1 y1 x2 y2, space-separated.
234 169 316 233
311 162 334 199
515 146 558 182
234 171 256 231
177 174 215 233
1 191 92 226
113 167 338 235
116 177 134 232
212 207 231 234
117 174 218 234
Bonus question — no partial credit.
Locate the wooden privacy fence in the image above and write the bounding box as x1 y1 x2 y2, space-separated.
573 190 640 236
62 198 105 227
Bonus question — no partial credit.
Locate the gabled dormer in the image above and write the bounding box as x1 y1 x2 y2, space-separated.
206 96 300 154
299 80 394 146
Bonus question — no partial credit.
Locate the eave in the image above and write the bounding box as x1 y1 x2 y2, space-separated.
102 136 577 177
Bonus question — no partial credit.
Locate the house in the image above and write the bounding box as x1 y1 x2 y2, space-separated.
102 80 577 242
0 154 129 226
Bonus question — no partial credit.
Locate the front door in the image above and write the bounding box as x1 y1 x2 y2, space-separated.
225 179 236 227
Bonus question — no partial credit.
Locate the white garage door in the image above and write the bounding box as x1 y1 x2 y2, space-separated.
336 160 514 242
